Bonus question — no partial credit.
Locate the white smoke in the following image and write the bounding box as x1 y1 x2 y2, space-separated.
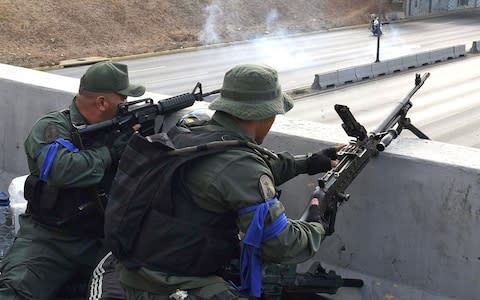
199 3 221 45
199 5 312 72
252 38 311 72
250 9 311 71
379 24 420 60
265 9 279 33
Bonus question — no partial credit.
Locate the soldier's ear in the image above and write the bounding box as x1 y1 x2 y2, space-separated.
95 96 107 112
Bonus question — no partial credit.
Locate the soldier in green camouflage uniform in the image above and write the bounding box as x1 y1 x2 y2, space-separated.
111 64 337 300
0 61 145 300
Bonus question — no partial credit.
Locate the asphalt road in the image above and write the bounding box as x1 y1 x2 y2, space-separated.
50 12 480 149
288 55 480 149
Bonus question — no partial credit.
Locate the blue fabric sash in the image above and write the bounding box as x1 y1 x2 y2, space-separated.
238 197 289 297
37 138 79 181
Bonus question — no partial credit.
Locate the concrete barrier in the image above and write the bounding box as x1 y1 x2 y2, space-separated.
469 40 479 53
386 58 405 73
453 44 466 57
312 72 338 89
2 64 480 299
416 51 432 66
267 118 480 300
430 47 455 63
354 64 374 81
311 45 466 90
337 68 357 85
371 61 388 77
401 54 419 69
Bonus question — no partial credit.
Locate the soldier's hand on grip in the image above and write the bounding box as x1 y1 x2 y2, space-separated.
306 186 330 233
106 127 137 162
306 145 345 175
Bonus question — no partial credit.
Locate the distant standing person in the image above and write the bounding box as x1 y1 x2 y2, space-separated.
0 61 145 300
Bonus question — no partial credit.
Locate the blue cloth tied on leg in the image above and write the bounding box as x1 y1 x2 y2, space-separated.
37 138 79 181
237 197 289 297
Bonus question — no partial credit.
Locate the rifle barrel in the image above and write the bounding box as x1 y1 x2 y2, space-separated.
373 72 430 134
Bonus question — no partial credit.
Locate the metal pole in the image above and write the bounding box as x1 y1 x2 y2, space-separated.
374 0 381 63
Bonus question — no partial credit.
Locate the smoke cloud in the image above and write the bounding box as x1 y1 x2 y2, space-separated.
199 4 312 72
199 3 221 44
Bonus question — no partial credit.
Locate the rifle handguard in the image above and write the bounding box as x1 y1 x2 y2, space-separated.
157 93 197 115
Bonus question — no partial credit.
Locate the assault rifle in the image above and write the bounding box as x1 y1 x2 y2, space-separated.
262 263 364 299
75 82 220 141
310 72 430 235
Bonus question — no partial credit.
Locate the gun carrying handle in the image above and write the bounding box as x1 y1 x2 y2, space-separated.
334 104 367 140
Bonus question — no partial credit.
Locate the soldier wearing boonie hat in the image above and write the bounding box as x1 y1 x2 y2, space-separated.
209 63 294 120
115 63 341 299
0 61 145 299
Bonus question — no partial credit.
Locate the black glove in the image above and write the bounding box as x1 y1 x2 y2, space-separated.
106 129 135 162
305 186 330 234
321 147 338 160
305 147 337 175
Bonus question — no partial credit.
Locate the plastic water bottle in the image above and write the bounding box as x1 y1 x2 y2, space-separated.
0 192 15 258
8 175 28 234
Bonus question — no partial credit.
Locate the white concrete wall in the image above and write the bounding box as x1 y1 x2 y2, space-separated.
0 64 479 299
267 118 480 300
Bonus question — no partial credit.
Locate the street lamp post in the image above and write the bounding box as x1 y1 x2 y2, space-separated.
375 0 381 63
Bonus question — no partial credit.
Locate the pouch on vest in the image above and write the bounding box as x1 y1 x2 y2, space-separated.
105 128 249 270
24 174 58 210
24 174 105 237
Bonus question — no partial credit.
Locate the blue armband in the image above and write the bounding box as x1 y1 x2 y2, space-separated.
237 197 289 297
37 138 79 181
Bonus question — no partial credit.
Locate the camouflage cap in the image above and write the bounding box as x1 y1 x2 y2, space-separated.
79 61 146 97
209 64 294 120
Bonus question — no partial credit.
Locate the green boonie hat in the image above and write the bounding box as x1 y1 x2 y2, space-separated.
79 61 146 97
209 64 294 120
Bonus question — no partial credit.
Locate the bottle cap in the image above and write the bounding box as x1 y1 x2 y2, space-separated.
0 192 10 206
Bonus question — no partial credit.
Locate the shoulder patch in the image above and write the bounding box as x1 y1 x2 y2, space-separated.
259 174 276 200
44 123 59 143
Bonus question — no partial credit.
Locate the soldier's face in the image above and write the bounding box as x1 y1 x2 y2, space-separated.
101 93 127 120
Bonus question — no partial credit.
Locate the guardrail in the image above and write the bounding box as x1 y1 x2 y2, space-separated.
312 44 466 90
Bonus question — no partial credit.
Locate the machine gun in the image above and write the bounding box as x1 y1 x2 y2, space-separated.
314 72 430 236
75 82 220 142
254 73 430 300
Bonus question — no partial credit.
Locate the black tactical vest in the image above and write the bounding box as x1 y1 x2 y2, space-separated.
24 110 111 238
105 125 259 276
